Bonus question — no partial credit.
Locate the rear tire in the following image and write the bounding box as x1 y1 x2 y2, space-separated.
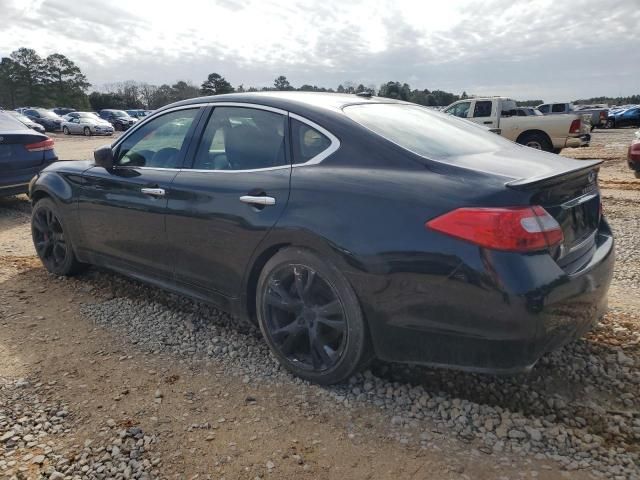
31 198 86 276
634 171 640 179
518 132 553 153
256 247 371 385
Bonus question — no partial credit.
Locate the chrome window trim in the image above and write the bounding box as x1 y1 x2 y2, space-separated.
108 103 339 173
289 113 340 167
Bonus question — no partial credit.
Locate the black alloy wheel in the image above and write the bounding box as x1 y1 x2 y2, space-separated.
257 248 370 384
31 198 84 276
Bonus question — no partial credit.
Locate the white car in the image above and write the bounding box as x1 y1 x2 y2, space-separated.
61 113 114 136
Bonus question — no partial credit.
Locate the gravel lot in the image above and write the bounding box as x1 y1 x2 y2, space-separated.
1 129 639 479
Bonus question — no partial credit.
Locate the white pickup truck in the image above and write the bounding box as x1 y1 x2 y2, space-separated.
443 97 589 153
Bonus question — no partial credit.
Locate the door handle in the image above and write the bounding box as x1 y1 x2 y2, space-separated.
240 195 276 206
483 121 493 124
141 187 165 197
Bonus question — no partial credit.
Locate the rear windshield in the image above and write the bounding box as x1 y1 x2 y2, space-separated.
343 103 513 158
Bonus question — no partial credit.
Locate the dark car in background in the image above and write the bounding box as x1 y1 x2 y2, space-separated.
0 111 57 197
52 107 76 117
607 107 640 129
5 110 46 133
126 109 151 119
23 108 64 132
29 92 614 384
99 109 138 131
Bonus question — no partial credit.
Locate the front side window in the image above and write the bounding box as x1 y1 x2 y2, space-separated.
116 108 198 168
192 107 286 171
538 104 550 114
551 104 565 113
445 102 471 118
473 101 492 118
291 118 332 164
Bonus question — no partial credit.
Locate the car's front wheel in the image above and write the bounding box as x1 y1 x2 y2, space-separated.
32 198 85 276
606 119 615 129
62 126 70 135
83 127 91 136
256 247 371 384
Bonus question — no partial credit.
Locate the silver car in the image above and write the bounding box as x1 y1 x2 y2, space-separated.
61 113 114 136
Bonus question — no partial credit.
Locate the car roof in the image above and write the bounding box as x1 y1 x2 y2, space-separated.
162 91 403 115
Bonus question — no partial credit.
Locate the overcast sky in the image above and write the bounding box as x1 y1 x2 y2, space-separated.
1 0 638 101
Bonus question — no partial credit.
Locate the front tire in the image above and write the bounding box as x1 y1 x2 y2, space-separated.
256 247 371 384
83 127 91 136
634 171 640 179
62 126 70 135
32 198 85 276
606 119 615 129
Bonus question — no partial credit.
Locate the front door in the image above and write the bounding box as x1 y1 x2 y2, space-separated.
167 105 291 301
76 107 202 279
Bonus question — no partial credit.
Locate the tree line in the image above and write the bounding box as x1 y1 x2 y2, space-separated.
1 48 637 112
0 48 90 109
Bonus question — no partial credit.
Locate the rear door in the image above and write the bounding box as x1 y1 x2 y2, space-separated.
76 106 203 279
167 104 291 301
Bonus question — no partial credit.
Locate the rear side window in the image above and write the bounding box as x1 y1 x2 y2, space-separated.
473 101 492 118
551 104 565 113
344 103 514 159
192 107 286 171
291 118 332 164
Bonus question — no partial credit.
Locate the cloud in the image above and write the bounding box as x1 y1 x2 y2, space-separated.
0 0 638 101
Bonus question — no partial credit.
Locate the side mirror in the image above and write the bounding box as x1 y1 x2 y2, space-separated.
94 145 114 170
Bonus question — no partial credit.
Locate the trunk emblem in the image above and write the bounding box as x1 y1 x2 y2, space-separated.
587 171 596 184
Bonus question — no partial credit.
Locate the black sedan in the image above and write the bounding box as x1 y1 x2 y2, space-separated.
23 108 64 132
98 109 138 131
29 92 614 384
0 112 57 197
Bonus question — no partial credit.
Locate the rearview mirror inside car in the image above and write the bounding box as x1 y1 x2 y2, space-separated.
94 145 114 170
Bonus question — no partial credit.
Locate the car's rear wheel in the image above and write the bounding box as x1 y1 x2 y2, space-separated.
32 198 85 276
62 126 70 135
83 127 91 136
256 247 370 384
634 171 640 179
518 132 552 152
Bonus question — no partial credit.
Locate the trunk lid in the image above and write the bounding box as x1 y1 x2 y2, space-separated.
507 164 602 272
0 131 48 171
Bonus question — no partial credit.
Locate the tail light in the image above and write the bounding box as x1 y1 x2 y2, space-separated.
628 142 640 162
569 119 581 134
599 111 606 121
426 206 564 252
25 138 55 152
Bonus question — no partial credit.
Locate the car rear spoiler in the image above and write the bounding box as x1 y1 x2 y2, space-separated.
506 159 603 190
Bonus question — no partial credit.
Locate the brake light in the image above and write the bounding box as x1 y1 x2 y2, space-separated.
599 111 606 120
426 206 564 252
569 119 581 134
25 138 55 152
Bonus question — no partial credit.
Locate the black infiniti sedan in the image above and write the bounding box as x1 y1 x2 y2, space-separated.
29 92 614 384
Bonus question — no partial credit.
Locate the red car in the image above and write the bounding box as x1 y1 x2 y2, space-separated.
629 130 640 178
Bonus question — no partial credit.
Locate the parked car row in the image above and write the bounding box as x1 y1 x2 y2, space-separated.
628 129 640 178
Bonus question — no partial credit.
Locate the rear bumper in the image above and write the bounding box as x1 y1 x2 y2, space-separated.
347 223 615 374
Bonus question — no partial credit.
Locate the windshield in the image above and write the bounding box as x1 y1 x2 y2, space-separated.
8 112 31 122
344 103 514 158
79 112 100 119
112 110 130 118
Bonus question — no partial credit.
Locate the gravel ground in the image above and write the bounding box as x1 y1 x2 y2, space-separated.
1 129 639 479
